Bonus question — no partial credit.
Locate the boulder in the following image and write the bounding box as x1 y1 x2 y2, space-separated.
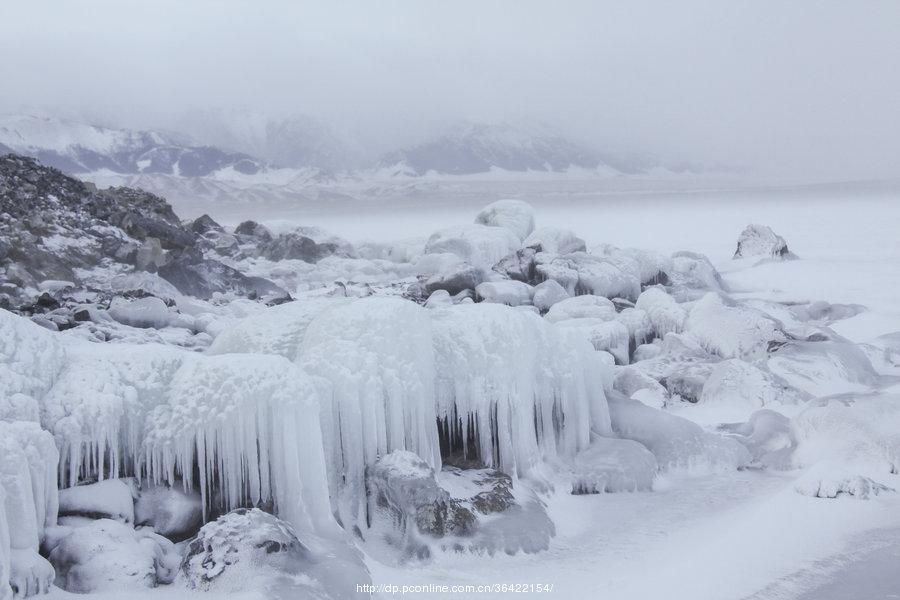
474 199 536 241
58 479 135 526
134 483 203 542
571 437 658 494
531 279 569 312
107 296 171 329
523 227 586 254
475 280 534 307
734 224 797 260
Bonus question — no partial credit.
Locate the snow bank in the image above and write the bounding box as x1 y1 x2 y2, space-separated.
474 199 536 241
431 303 609 476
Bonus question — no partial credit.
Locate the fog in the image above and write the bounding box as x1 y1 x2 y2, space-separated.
2 0 899 180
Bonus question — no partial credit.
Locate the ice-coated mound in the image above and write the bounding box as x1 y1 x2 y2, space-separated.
613 367 668 405
794 461 893 500
0 309 65 412
534 252 639 300
607 394 750 472
523 226 586 254
299 297 440 528
48 519 178 593
555 318 630 365
474 199 536 241
571 437 658 494
475 280 534 307
107 296 172 329
179 508 369 600
544 294 617 323
635 286 685 338
42 343 191 487
667 251 726 300
719 409 796 470
685 292 781 360
592 245 672 287
700 359 805 408
425 224 520 270
366 451 475 558
58 479 134 526
143 353 335 537
431 302 610 476
767 340 879 397
733 224 797 260
531 279 569 312
207 296 350 360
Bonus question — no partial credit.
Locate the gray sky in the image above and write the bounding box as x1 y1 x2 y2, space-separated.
2 0 899 180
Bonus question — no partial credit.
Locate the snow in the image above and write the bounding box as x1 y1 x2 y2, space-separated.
473 199 536 241
522 227 585 254
793 461 893 500
58 480 134 526
570 437 658 494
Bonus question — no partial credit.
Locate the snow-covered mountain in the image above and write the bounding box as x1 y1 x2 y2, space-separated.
0 114 267 177
377 122 604 176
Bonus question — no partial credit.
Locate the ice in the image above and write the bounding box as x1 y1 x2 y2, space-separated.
474 280 534 306
473 199 536 241
733 224 797 260
555 318 631 365
142 353 336 537
719 409 796 470
431 303 610 476
634 286 686 338
207 296 349 360
298 297 440 528
108 271 183 302
0 309 66 411
8 549 54 599
767 340 879 397
700 358 805 407
534 252 639 299
685 292 781 360
424 224 520 270
106 296 173 329
523 227 586 254
666 251 726 299
571 437 658 494
133 482 202 541
607 393 750 472
58 479 134 526
793 461 893 499
544 294 616 323
531 279 569 312
613 367 668 404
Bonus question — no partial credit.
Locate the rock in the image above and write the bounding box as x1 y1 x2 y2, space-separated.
158 250 286 300
475 280 534 307
134 237 166 272
492 247 538 283
107 296 171 329
261 226 356 263
179 508 370 600
233 220 273 242
531 279 569 312
474 199 536 241
189 214 223 235
133 483 203 542
424 264 486 296
534 252 640 300
425 224 520 270
58 479 135 525
700 359 805 408
48 519 178 592
734 224 797 260
571 437 658 494
666 251 726 300
523 227 586 254
544 294 617 323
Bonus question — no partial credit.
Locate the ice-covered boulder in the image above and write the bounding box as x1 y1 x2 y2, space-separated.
700 359 805 408
592 245 672 288
719 409 796 470
767 340 879 397
431 303 609 476
523 227 585 254
571 437 657 494
666 251 726 300
534 252 639 300
299 298 440 529
794 462 892 499
47 519 178 592
179 508 369 600
544 295 616 323
425 225 520 270
531 279 569 312
555 318 630 365
143 353 335 537
423 263 486 297
733 224 797 260
685 293 781 360
366 451 475 557
607 394 750 472
0 309 65 411
613 367 668 405
474 200 535 241
635 287 685 338
134 483 202 542
261 226 357 263
475 280 534 307
58 479 134 526
107 296 171 329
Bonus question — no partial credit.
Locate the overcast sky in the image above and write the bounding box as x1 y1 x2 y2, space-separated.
2 0 899 180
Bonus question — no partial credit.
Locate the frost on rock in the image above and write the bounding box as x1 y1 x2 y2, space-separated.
607 394 750 472
299 297 440 529
523 227 585 255
635 287 685 338
475 280 534 307
47 519 178 592
0 309 65 416
179 508 369 600
719 409 796 470
700 359 806 408
474 199 536 241
431 303 609 477
207 296 350 360
685 293 781 360
143 353 335 537
768 340 879 397
734 224 797 260
58 479 134 526
571 437 657 494
794 462 893 500
425 225 520 270
531 279 569 312
42 343 191 487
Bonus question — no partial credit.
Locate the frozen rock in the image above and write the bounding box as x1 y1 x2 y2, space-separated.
663 361 718 403
134 237 166 272
535 252 639 300
794 462 893 499
685 293 781 360
613 367 668 403
134 483 202 542
8 548 55 598
523 227 585 254
733 224 797 260
48 519 178 592
179 508 369 600
491 247 538 283
571 437 657 494
555 318 630 365
0 309 65 408
700 359 805 407
635 286 685 338
531 279 569 312
592 245 671 287
475 280 534 306
768 340 879 397
424 263 486 296
544 294 616 323
108 271 182 302
158 250 285 301
632 342 662 362
720 409 796 470
189 214 223 235
425 225 520 270
233 220 273 242
424 289 452 308
667 251 726 299
474 200 535 241
58 480 134 526
607 394 750 472
261 226 357 262
107 296 171 329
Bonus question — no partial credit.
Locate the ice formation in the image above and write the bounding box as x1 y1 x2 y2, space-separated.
544 294 617 323
475 280 534 306
142 354 336 537
424 224 520 270
767 340 879 397
473 199 536 241
0 309 65 415
700 359 805 407
531 279 569 312
794 461 893 500
107 296 172 329
523 227 586 254
685 292 781 360
635 286 685 338
430 303 610 476
733 224 796 260
534 252 639 299
58 480 134 526
555 318 631 365
571 437 658 494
